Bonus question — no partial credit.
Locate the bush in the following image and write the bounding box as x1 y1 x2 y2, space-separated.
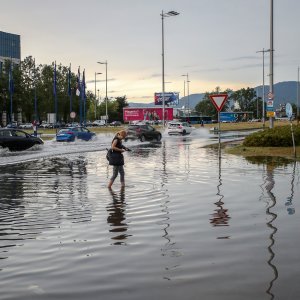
243 125 300 147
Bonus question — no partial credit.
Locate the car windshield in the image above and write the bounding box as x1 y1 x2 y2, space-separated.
59 129 71 133
169 123 180 127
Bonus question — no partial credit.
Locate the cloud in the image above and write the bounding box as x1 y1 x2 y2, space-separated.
225 56 260 61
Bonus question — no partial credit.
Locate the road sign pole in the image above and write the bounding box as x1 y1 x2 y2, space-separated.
218 111 221 157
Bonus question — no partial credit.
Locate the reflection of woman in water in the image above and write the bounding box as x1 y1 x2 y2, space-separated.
107 187 130 245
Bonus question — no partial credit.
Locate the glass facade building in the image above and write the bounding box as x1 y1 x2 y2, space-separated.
0 31 21 65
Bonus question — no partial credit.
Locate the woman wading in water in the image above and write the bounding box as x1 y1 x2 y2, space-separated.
107 130 130 188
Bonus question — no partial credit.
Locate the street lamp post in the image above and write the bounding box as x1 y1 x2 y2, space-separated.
94 72 102 120
269 0 274 129
97 61 108 125
181 73 190 119
257 48 271 127
161 10 179 126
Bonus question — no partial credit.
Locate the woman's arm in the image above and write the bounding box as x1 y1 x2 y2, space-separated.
111 139 125 152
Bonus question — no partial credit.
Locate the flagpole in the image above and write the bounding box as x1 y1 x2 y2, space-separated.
69 63 72 113
54 61 58 127
9 59 13 123
78 67 82 125
34 58 37 121
82 69 86 125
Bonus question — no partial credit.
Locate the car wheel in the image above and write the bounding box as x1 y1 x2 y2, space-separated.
156 134 162 141
124 138 128 142
140 135 146 142
182 130 186 135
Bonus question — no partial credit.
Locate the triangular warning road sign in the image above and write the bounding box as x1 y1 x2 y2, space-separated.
209 94 228 112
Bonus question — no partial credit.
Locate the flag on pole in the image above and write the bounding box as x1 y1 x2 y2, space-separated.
82 69 86 98
82 69 87 124
68 64 72 96
9 63 14 95
76 67 80 96
53 61 57 96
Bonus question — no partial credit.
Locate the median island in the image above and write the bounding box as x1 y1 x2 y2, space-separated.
217 122 300 160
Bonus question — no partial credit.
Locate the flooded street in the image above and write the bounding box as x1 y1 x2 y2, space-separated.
0 128 299 300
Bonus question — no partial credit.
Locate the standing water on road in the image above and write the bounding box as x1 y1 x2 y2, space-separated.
0 128 299 300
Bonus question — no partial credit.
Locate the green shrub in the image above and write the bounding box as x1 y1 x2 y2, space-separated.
243 125 300 147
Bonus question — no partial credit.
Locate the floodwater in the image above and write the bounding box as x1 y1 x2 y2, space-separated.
0 128 299 300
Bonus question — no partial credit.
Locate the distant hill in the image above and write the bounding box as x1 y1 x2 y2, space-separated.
129 81 299 109
254 81 298 104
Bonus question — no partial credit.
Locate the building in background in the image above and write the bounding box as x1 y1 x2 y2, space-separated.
0 31 21 126
0 31 21 69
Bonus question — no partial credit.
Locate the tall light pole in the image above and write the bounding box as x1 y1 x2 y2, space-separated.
97 61 108 125
161 10 179 126
181 73 190 119
257 49 271 127
94 72 102 120
269 0 274 128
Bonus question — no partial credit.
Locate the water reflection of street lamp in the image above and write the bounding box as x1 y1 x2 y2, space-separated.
97 61 108 124
94 72 102 120
161 10 179 126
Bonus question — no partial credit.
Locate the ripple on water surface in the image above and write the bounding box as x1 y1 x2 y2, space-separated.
0 134 300 300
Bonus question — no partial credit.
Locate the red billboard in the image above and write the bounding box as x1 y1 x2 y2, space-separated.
123 107 173 122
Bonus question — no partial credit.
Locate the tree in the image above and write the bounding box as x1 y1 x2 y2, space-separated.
194 87 231 119
230 87 258 112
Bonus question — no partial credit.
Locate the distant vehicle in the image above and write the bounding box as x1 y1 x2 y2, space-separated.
167 121 195 135
179 116 212 124
0 128 44 151
110 121 122 126
65 122 79 127
92 120 106 126
84 121 93 127
19 123 33 129
56 127 96 142
248 118 261 122
125 124 162 142
6 122 18 129
39 122 50 129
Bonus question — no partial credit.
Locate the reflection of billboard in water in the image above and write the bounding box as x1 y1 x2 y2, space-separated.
154 92 179 105
123 107 173 122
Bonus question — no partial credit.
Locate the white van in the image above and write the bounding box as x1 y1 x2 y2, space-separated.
92 120 106 126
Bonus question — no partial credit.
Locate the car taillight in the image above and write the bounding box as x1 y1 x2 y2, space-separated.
136 128 141 132
66 131 74 135
178 125 182 129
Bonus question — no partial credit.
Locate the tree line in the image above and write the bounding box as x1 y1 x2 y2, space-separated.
194 86 298 120
0 56 128 124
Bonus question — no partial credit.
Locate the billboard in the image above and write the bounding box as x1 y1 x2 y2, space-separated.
154 92 179 106
123 107 173 122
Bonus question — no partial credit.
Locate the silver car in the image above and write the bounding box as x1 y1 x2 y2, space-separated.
167 121 195 135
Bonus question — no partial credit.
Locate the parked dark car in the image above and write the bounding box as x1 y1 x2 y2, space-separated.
125 124 162 142
110 121 122 127
0 128 44 151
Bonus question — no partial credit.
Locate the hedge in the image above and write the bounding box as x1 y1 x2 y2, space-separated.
243 125 300 147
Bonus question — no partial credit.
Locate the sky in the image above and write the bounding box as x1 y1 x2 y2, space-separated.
1 0 300 103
